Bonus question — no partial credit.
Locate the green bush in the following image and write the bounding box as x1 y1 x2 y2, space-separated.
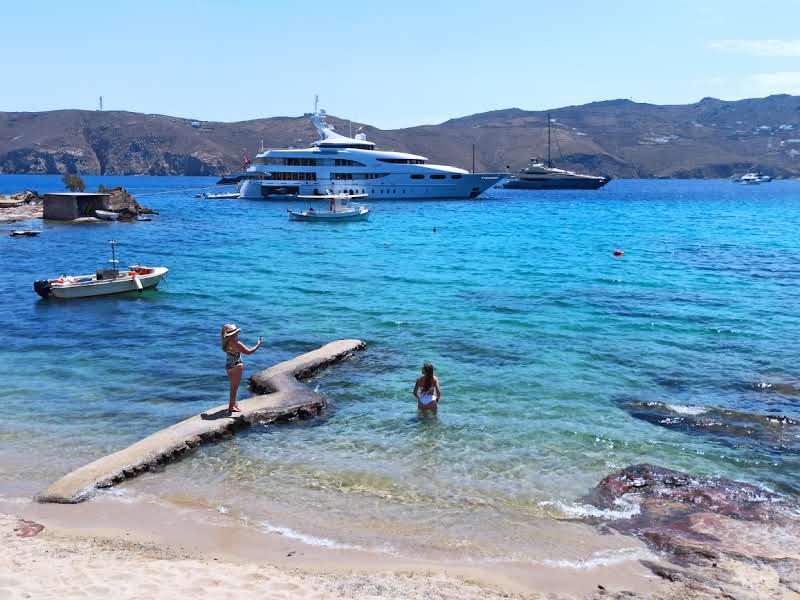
97 184 107 193
62 173 85 192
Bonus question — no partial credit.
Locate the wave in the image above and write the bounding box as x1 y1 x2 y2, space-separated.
539 494 642 521
257 520 365 551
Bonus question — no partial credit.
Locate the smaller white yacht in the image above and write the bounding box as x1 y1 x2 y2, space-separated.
734 172 772 184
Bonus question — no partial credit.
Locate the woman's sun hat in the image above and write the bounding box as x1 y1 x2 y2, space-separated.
223 323 240 337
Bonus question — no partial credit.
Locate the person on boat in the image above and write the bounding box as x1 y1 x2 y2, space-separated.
221 323 263 413
413 361 441 414
329 197 336 213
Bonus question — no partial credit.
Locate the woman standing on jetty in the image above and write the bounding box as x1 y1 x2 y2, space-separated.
413 361 442 414
221 323 263 413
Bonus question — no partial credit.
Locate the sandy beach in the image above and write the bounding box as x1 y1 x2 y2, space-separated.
0 489 691 600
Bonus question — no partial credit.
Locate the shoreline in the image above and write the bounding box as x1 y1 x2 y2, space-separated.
1 491 673 599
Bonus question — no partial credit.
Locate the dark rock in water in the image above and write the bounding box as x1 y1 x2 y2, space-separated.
105 187 157 220
615 398 800 456
585 464 800 598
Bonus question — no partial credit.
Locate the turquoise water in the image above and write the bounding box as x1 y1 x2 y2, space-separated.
2 175 800 558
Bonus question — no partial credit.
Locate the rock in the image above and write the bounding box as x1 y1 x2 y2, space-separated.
14 519 45 538
11 190 41 204
0 190 43 223
584 464 800 598
104 187 157 220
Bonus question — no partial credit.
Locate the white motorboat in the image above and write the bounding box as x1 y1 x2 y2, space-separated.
738 173 761 185
222 96 505 200
288 192 370 222
34 240 168 299
735 172 771 184
10 230 40 237
95 210 120 221
195 191 241 199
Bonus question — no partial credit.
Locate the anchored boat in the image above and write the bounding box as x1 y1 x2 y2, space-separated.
288 192 370 222
34 240 168 299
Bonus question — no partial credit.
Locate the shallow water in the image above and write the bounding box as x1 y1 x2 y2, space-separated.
2 175 800 561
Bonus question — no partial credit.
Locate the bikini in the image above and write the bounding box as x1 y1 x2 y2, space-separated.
225 348 242 370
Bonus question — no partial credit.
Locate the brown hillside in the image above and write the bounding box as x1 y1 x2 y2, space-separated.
1 95 799 178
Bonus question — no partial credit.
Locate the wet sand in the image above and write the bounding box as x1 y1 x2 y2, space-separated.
0 492 675 599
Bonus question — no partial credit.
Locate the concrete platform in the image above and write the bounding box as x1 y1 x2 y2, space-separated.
38 339 366 504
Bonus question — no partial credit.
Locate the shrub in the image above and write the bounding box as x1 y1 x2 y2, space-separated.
62 173 86 192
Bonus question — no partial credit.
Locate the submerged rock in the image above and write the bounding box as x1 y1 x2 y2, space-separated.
584 464 800 598
615 398 800 456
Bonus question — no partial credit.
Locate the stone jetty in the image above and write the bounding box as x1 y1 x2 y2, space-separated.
39 339 366 504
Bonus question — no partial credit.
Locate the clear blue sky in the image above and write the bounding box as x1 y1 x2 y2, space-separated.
2 0 800 128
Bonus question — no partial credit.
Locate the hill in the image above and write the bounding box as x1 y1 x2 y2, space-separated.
1 95 799 178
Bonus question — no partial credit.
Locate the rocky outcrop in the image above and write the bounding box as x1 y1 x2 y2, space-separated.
0 190 43 223
584 464 800 598
104 187 157 219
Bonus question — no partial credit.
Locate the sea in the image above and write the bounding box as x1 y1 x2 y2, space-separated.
1 175 799 564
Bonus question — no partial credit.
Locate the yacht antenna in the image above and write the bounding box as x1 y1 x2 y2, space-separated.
349 120 352 137
472 144 475 173
547 113 551 167
314 94 319 114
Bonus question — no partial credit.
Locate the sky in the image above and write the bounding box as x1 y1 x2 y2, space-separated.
2 0 800 129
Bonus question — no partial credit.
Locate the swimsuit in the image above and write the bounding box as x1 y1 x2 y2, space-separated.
226 351 242 370
419 390 437 408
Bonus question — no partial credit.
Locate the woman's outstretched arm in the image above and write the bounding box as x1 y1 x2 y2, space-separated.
233 337 263 355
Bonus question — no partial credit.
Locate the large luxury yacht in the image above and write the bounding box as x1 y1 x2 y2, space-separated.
224 104 504 199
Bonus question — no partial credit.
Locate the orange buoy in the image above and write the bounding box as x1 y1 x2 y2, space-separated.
613 249 624 256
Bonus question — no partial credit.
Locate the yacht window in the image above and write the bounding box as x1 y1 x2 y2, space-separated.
378 158 426 165
335 159 366 167
451 174 462 179
430 174 445 179
267 172 316 181
410 174 424 180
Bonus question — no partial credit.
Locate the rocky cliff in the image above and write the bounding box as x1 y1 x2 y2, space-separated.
2 94 799 178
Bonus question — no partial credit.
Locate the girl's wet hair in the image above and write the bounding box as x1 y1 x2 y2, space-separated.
421 361 434 390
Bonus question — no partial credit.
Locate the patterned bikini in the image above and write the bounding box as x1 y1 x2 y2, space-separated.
225 350 243 370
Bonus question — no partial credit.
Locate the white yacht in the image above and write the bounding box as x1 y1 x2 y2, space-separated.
224 104 505 200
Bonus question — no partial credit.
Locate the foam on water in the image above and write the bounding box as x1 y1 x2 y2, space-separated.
539 495 642 521
257 520 365 551
665 404 709 416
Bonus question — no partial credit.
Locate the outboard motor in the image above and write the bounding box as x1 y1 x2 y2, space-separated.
33 279 52 298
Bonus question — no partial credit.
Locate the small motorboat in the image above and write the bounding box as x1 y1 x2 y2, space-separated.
288 192 370 222
195 191 241 199
95 209 120 221
10 230 41 237
34 240 168 299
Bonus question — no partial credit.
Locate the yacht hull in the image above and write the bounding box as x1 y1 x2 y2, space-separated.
240 174 504 200
503 177 609 190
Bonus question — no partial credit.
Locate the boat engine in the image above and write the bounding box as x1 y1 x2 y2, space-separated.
33 279 52 298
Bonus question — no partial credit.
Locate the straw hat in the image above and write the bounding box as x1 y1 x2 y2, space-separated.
223 323 240 338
